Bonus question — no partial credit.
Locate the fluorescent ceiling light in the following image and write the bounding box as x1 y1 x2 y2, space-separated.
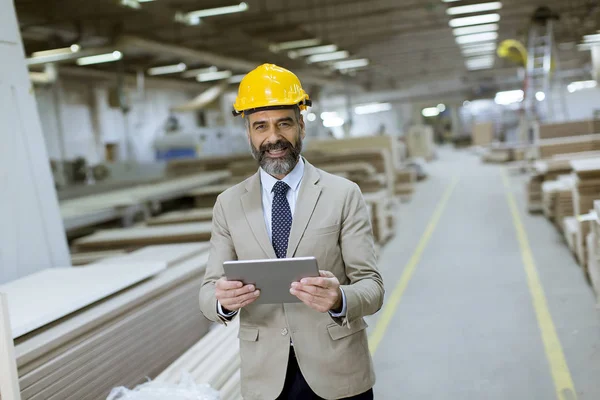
422 107 440 117
306 113 317 122
455 32 498 45
137 0 155 2
443 0 461 2
32 44 81 58
568 80 597 92
437 103 446 112
323 116 344 127
584 34 600 43
354 102 392 115
307 50 349 63
466 55 494 70
147 63 187 75
269 38 322 52
76 51 122 66
185 2 248 19
536 91 546 101
332 58 369 70
453 23 498 36
182 66 218 78
228 74 246 83
461 43 497 55
196 70 232 82
120 0 140 9
447 2 502 16
320 112 339 120
494 89 523 105
449 13 500 27
288 44 338 58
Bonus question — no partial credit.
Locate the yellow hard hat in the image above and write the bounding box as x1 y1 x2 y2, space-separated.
232 63 311 117
497 39 528 67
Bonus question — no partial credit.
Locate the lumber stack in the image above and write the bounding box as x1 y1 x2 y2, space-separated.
537 134 600 159
1 244 211 400
563 217 578 254
554 180 575 232
146 208 214 226
541 176 574 221
156 320 241 400
536 120 596 140
570 159 600 217
588 201 600 301
405 125 435 160
363 191 397 245
166 154 252 177
472 122 495 147
574 213 596 269
72 222 213 252
189 183 233 208
527 174 544 212
395 168 416 197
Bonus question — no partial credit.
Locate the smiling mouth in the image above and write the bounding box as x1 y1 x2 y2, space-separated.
266 148 288 158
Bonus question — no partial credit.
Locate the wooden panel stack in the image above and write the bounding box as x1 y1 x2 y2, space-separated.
527 174 544 212
166 154 252 177
554 179 575 232
189 183 233 208
563 216 578 254
536 120 596 140
72 222 213 252
405 125 435 160
537 134 600 159
2 245 211 400
588 200 600 302
363 192 397 245
570 159 600 217
575 213 596 269
395 168 416 197
472 122 495 147
156 320 241 400
146 208 214 226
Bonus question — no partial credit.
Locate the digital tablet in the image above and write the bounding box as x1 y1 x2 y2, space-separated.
223 256 319 304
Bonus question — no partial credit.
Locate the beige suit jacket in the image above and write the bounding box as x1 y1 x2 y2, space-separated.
199 158 385 400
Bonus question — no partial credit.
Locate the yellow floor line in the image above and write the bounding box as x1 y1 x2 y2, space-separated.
368 176 459 355
501 170 577 400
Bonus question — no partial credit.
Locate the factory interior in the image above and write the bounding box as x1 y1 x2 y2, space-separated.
2 0 600 399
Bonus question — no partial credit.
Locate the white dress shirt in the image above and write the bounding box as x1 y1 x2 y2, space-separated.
218 157 346 318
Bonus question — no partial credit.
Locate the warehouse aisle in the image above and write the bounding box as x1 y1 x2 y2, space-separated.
366 147 600 399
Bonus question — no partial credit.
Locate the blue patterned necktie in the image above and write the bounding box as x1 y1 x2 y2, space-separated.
271 181 292 259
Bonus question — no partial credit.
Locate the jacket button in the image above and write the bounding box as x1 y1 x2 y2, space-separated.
281 328 288 336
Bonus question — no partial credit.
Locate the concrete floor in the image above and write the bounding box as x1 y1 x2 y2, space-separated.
366 147 600 400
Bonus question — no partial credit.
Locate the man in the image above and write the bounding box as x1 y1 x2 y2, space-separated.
199 63 384 400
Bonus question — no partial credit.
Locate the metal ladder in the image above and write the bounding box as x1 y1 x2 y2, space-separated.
524 6 567 126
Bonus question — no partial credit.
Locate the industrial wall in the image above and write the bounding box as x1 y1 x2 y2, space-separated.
34 79 200 164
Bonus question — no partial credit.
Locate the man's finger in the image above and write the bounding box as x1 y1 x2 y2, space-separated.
300 277 332 288
216 279 244 290
221 290 260 309
291 282 327 297
290 288 329 313
319 270 335 278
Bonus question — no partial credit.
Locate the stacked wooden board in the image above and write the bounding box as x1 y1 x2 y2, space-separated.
472 122 494 147
72 222 213 252
189 183 234 208
405 125 435 160
554 180 575 232
156 320 241 400
570 159 600 217
541 176 575 222
537 134 600 159
146 208 214 225
395 168 416 197
1 244 212 400
527 174 544 212
587 200 600 303
535 120 597 140
166 153 252 176
363 192 397 245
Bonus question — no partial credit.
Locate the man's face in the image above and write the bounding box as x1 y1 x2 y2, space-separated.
246 108 305 177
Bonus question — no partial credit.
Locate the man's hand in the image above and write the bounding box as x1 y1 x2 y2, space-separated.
290 270 342 313
215 277 260 313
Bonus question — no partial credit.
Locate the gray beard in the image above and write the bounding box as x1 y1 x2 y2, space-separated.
250 137 303 176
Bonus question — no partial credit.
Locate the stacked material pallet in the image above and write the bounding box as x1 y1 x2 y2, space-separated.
363 192 397 245
156 320 241 400
472 122 494 147
563 217 578 254
535 120 597 140
554 179 575 232
189 183 234 208
0 244 211 400
395 168 416 197
146 208 214 225
541 176 575 221
166 154 252 177
570 159 600 217
527 174 544 212
72 222 213 252
574 212 596 269
537 134 600 159
405 125 435 160
587 201 600 302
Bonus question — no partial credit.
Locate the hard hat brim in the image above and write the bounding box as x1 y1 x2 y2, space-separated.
232 99 312 117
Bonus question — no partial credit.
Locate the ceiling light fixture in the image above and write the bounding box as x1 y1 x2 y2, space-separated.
147 63 187 75
494 89 523 105
332 58 369 70
465 55 495 70
453 23 499 36
182 66 218 78
437 104 446 112
461 43 497 55
269 38 322 52
583 33 600 43
536 91 546 101
567 80 597 92
455 32 498 45
31 44 81 58
422 107 440 117
323 116 345 128
175 2 248 25
76 51 123 66
196 70 232 82
228 74 246 83
447 2 502 16
354 102 392 115
288 44 338 58
449 13 500 28
120 0 141 9
306 50 349 63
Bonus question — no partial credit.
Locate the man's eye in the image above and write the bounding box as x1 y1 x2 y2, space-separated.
279 123 290 128
256 125 265 130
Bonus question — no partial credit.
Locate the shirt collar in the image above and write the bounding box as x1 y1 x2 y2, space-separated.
260 157 305 194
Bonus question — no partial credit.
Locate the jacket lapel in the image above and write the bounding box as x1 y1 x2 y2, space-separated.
287 160 322 257
241 172 277 259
